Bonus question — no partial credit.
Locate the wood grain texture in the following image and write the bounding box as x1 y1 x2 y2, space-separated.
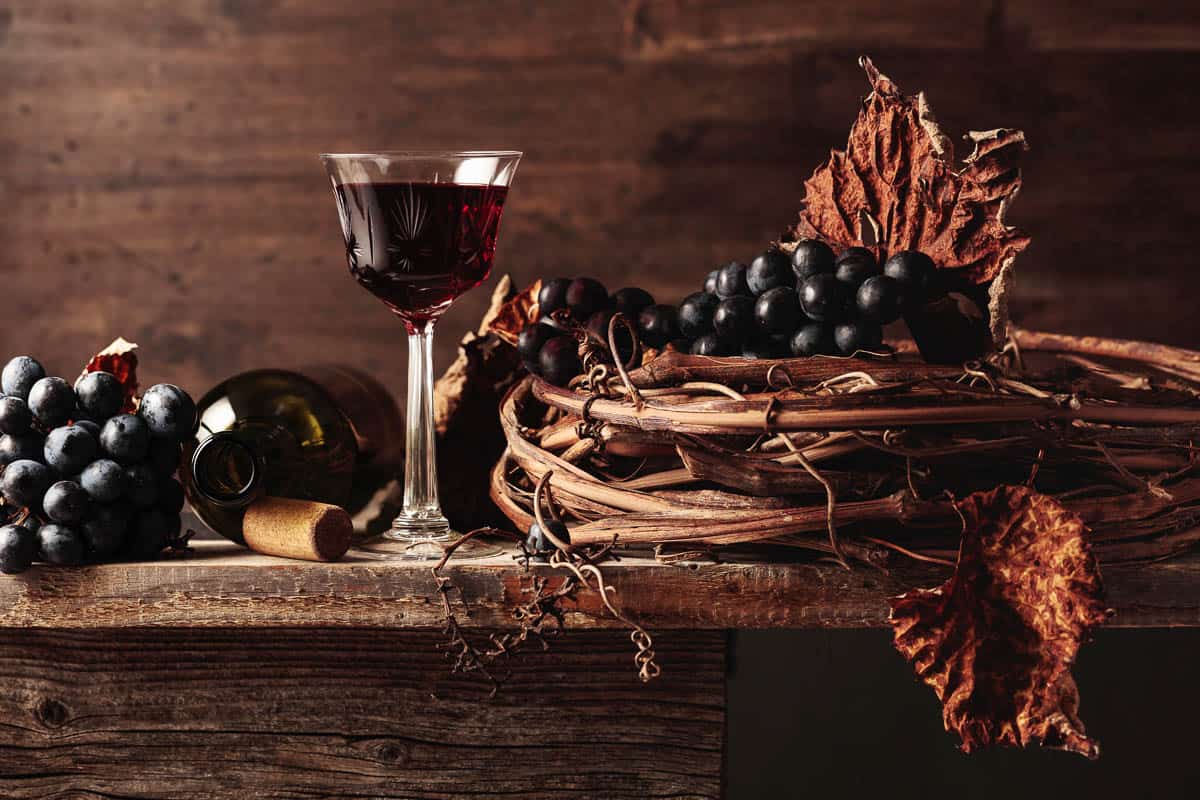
0 627 725 799
0 0 1197 403
0 540 1198 630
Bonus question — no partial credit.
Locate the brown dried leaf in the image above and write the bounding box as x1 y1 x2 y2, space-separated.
79 337 139 413
889 485 1107 759
791 57 1030 286
487 278 541 347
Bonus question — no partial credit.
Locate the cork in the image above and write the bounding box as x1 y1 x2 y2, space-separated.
242 496 352 562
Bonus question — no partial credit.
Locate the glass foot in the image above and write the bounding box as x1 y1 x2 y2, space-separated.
355 530 503 560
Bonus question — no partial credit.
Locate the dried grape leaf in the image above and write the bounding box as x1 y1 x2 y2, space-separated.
889 485 1107 759
79 337 139 413
789 57 1031 287
487 278 541 347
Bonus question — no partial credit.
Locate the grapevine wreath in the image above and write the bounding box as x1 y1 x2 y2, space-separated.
426 58 1200 759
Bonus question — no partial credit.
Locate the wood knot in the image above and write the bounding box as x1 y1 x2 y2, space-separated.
364 739 409 765
34 697 69 729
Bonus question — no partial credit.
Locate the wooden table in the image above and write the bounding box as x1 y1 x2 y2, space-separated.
1 540 1198 799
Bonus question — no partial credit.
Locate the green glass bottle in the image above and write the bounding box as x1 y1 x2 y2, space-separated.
182 366 402 544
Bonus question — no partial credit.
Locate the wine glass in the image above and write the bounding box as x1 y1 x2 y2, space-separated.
320 151 521 558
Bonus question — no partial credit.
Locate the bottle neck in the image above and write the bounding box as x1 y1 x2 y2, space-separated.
190 431 263 509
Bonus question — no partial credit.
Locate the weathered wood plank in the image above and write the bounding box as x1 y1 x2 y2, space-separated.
0 540 1196 630
0 627 725 799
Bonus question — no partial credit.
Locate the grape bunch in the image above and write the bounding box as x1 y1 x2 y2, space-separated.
0 356 197 575
684 242 941 358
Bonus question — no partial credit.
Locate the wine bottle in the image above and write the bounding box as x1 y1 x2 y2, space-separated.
182 366 402 544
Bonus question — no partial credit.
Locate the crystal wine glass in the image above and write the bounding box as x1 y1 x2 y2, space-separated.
320 151 521 559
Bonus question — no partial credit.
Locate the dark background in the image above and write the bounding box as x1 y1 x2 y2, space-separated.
1 1 1197 797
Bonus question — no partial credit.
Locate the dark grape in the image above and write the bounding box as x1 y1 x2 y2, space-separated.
81 505 130 560
798 274 850 323
517 322 558 370
81 459 128 503
101 414 151 465
44 425 98 475
747 250 795 295
703 269 720 295
27 376 75 428
74 370 124 420
754 286 803 335
610 287 655 319
43 481 90 524
564 277 609 319
834 320 884 355
742 334 791 360
883 250 939 299
125 510 170 560
791 240 836 279
37 523 84 566
690 334 734 357
856 275 904 323
137 384 197 440
525 519 570 560
1 460 52 508
0 396 32 435
638 304 681 349
586 310 636 365
74 419 100 440
835 252 880 287
713 296 755 342
0 432 44 466
678 292 719 339
147 437 182 476
158 476 186 514
836 246 876 265
123 463 160 508
537 277 571 317
790 323 836 357
715 261 750 298
0 356 45 401
538 336 582 387
0 524 36 574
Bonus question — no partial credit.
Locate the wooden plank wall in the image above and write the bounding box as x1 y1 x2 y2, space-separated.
1 0 1197 399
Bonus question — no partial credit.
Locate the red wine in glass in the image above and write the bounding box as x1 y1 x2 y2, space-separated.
334 181 509 331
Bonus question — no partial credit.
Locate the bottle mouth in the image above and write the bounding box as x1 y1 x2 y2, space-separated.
191 433 260 507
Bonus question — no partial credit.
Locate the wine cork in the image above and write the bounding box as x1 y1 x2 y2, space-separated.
243 497 352 562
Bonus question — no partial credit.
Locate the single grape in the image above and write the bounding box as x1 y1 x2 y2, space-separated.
742 334 791 360
81 505 131 560
0 396 32 435
564 277 608 319
747 250 794 295
517 322 558 372
538 336 582 387
74 419 101 441
43 480 90 525
125 509 171 560
713 296 755 342
703 269 720 295
123 463 160 508
678 292 719 339
0 432 44 466
27 377 75 428
0 524 36 574
883 250 939 300
638 304 681 349
585 309 615 342
100 414 151 465
44 425 98 475
537 277 571 317
834 320 884 355
525 519 570 560
74 370 124 420
158 476 186 514
791 240 836 279
754 286 803 334
856 275 905 323
1 356 45 401
0 459 53 508
836 246 876 265
586 310 636 365
798 274 850 323
690 333 734 357
137 384 197 441
37 523 85 566
610 287 655 319
715 261 750 298
147 437 182 476
790 323 836 357
835 252 880 287
81 459 128 503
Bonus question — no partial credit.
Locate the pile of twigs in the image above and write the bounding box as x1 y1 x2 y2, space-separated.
490 326 1200 567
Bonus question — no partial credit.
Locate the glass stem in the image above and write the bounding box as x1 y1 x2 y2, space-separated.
394 321 450 538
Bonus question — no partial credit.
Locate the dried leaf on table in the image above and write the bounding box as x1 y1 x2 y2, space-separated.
79 337 139 413
889 485 1108 759
487 277 541 346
